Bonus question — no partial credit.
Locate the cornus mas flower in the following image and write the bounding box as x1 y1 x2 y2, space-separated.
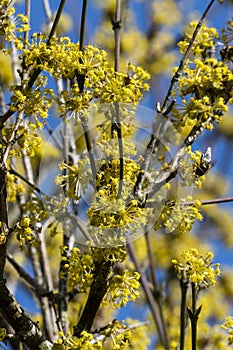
172 248 221 287
221 316 233 345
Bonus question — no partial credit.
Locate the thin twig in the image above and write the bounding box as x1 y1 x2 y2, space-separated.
0 86 6 114
77 0 98 187
42 0 53 22
188 283 202 350
5 0 17 12
179 278 189 350
145 230 159 292
127 242 170 350
112 0 124 199
44 121 63 150
184 196 233 206
24 0 31 44
10 167 44 195
2 112 24 164
7 254 50 296
79 0 88 51
144 229 169 347
161 0 216 112
22 152 57 340
113 0 121 72
80 116 97 187
113 102 124 200
0 164 8 276
57 119 72 334
29 243 57 341
75 0 88 90
39 224 57 337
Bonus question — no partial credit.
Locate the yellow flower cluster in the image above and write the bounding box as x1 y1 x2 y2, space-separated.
88 158 148 230
0 328 6 344
154 199 202 234
7 33 149 120
1 123 42 157
93 66 150 104
100 320 132 349
107 270 140 308
222 19 233 44
186 147 211 187
0 221 8 244
172 248 221 287
0 2 29 46
55 162 80 200
175 70 231 132
221 316 233 345
54 322 132 350
15 217 40 250
173 22 233 132
59 86 92 116
178 22 219 56
92 246 127 266
6 173 25 202
53 330 102 350
178 60 231 115
10 77 54 121
21 194 49 223
17 128 43 157
23 35 107 79
65 247 94 292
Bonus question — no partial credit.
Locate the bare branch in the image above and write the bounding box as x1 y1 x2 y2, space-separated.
161 0 216 112
42 0 53 23
112 0 121 72
9 166 44 195
127 242 170 350
185 196 233 206
73 256 111 337
0 281 52 349
24 0 31 43
79 0 88 52
7 254 50 296
112 0 124 199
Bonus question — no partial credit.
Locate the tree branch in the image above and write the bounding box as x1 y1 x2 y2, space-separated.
0 281 52 349
79 0 88 52
73 256 111 337
112 0 124 199
127 242 170 350
7 254 50 296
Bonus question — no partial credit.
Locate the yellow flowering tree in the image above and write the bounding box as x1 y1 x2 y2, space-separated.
0 0 233 349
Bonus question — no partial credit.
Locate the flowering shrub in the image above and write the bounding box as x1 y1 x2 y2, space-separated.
0 1 233 350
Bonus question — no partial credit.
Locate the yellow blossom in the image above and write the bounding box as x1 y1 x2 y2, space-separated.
172 248 220 287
